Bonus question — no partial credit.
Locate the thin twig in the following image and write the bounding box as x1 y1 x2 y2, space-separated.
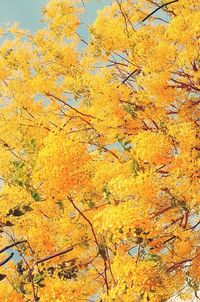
46 93 96 119
120 69 140 86
67 196 99 245
67 196 109 292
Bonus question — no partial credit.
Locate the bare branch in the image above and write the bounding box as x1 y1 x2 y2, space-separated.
0 240 27 254
67 196 109 292
119 69 141 87
142 0 178 23
35 247 73 266
67 196 99 246
46 93 96 119
0 252 14 267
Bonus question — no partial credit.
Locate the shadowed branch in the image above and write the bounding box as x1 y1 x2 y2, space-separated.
142 0 178 22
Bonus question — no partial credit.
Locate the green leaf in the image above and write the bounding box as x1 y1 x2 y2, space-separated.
102 186 111 198
88 200 95 209
33 273 44 284
31 191 41 202
13 160 25 169
171 197 177 208
146 253 161 262
55 200 64 212
18 282 26 294
30 139 36 148
15 180 24 187
17 261 24 275
131 160 140 176
124 140 131 146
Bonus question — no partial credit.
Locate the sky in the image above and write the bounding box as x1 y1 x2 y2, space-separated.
0 0 110 34
0 0 48 31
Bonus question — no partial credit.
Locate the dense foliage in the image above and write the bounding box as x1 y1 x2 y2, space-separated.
0 0 199 301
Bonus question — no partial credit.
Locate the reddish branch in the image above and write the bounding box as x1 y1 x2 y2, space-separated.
168 259 191 272
116 0 130 35
170 78 200 92
113 52 139 67
105 246 116 285
167 111 179 115
136 243 141 265
163 216 184 230
34 246 73 266
46 93 96 119
192 61 198 72
67 196 109 293
163 236 176 245
118 0 135 32
168 252 200 272
179 215 185 227
103 258 109 294
33 239 91 266
151 205 172 218
99 145 121 161
68 196 99 245
182 211 189 229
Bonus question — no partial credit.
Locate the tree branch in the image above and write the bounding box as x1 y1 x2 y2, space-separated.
142 0 178 23
34 246 73 266
46 93 96 119
151 205 172 218
120 69 141 86
0 252 14 267
67 196 109 292
67 196 99 246
0 240 27 254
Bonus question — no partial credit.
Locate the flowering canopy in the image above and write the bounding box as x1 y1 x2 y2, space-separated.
0 0 199 301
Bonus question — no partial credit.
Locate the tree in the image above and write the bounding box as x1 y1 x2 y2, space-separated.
0 0 199 301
